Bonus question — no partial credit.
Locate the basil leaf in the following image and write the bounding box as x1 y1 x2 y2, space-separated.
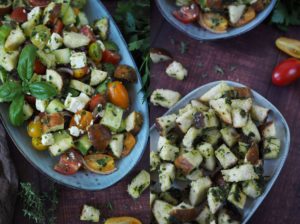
9 94 25 126
17 45 37 81
29 82 57 100
0 25 12 45
0 66 8 84
0 81 22 102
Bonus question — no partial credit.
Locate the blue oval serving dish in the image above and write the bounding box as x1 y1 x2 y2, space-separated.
155 0 277 40
0 1 149 190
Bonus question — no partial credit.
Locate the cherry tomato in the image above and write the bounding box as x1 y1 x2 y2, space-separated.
272 58 300 86
34 59 46 74
102 50 121 65
32 137 48 151
27 120 43 138
276 37 300 59
80 25 96 42
73 66 89 79
69 110 93 131
104 217 142 224
107 81 129 109
83 153 116 174
121 132 136 157
46 4 61 26
11 7 27 23
54 149 83 175
27 0 50 7
89 94 107 111
173 3 199 24
53 19 64 34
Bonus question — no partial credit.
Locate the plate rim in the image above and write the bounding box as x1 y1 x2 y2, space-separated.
150 80 290 223
155 0 277 41
1 0 149 191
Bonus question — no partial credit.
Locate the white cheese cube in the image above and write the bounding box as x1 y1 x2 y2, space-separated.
69 126 84 137
70 51 87 69
64 93 90 113
35 99 48 112
28 7 42 21
228 5 246 24
47 33 63 51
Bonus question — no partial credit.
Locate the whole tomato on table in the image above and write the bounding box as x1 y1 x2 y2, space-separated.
272 58 300 86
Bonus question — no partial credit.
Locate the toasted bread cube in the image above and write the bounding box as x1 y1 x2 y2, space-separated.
152 200 174 224
260 121 276 138
175 150 203 174
251 104 269 123
232 108 248 128
242 180 263 198
242 117 261 142
215 144 238 169
189 176 212 206
150 151 161 171
176 108 196 133
221 164 259 182
150 89 181 108
200 82 232 102
227 184 247 209
220 127 240 147
197 143 216 171
210 98 232 124
159 143 180 162
165 61 188 80
182 127 202 148
207 187 226 214
159 163 176 192
156 114 177 136
263 138 280 159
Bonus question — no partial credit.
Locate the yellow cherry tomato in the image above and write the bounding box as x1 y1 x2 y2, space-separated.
276 37 300 59
27 120 43 138
73 66 89 79
32 137 48 151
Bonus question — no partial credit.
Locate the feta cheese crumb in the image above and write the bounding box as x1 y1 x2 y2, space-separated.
74 114 81 125
47 33 63 51
166 61 188 80
70 51 87 69
35 99 48 112
69 126 84 137
41 133 54 146
27 7 41 21
64 93 90 113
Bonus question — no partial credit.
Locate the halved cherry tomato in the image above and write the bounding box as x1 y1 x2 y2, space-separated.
83 153 116 174
272 58 300 86
54 149 83 175
173 3 199 24
11 7 27 23
107 81 129 109
80 25 96 42
69 110 93 131
27 120 43 138
89 94 107 111
27 0 50 7
34 59 46 74
102 50 121 65
122 132 136 157
88 124 111 151
104 217 142 224
53 19 64 34
32 137 48 151
46 4 61 26
73 66 89 79
276 37 300 59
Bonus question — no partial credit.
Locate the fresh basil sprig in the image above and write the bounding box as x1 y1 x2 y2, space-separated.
9 94 25 126
0 44 58 126
17 45 37 81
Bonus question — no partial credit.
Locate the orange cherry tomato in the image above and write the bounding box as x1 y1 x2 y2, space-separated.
104 217 142 224
73 66 89 79
122 132 136 157
89 93 107 111
54 149 83 175
69 110 93 131
53 19 64 34
11 7 27 23
27 120 43 138
107 81 129 109
34 59 46 74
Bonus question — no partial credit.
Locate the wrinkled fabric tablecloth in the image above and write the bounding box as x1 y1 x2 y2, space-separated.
0 123 18 224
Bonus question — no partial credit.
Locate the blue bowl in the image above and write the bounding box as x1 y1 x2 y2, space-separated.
0 1 149 190
155 0 277 40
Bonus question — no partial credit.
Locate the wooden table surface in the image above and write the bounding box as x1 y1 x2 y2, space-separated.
150 2 300 224
10 1 149 224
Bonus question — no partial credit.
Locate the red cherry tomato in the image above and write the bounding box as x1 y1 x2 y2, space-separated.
54 149 83 175
11 7 27 23
27 0 50 7
172 3 199 24
102 50 121 65
80 25 96 42
272 58 300 86
89 94 107 111
46 4 61 26
53 19 64 34
34 59 46 74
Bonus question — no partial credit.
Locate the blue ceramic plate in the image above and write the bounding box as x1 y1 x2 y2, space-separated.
150 80 290 223
155 0 277 40
0 1 149 190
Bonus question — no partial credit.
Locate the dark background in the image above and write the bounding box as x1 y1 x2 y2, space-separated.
11 1 149 224
150 2 300 224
